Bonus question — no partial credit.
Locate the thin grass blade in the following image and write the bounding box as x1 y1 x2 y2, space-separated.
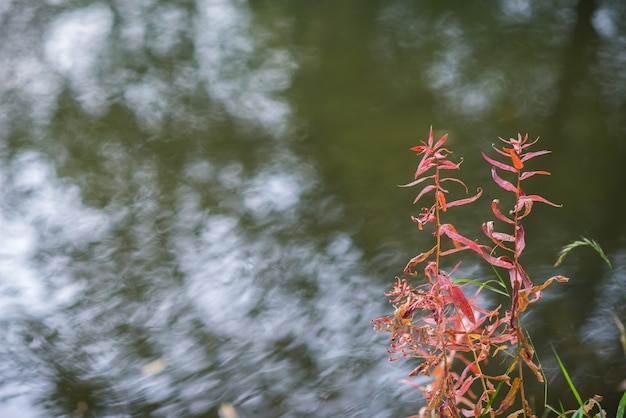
551 345 584 407
617 390 626 418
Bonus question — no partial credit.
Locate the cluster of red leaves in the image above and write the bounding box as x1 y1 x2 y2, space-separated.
372 129 568 417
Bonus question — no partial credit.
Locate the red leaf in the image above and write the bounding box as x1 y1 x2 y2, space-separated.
507 148 524 170
439 224 483 254
448 284 476 323
491 199 515 224
491 167 518 193
483 221 515 242
404 245 437 275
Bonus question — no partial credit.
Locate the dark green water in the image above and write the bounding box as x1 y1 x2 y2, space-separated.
0 1 624 416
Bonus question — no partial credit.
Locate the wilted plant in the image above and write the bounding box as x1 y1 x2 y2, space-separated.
372 128 592 417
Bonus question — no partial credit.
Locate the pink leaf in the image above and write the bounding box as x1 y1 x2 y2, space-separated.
427 125 434 147
482 254 515 269
482 152 517 173
439 224 483 254
526 194 562 207
434 132 449 150
438 159 463 170
521 149 551 162
520 171 551 180
491 167 518 193
492 143 510 157
413 185 436 204
445 188 483 208
515 224 525 257
415 155 435 178
483 221 515 242
398 175 434 188
441 176 469 193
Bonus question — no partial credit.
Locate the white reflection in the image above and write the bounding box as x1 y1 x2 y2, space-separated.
243 172 302 217
194 0 297 135
592 8 617 38
0 152 108 317
124 73 171 132
146 5 189 58
500 0 532 21
44 3 114 116
426 32 504 117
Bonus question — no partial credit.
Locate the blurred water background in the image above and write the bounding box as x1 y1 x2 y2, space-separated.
0 0 625 416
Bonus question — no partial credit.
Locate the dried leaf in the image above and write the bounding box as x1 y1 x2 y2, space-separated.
495 377 521 414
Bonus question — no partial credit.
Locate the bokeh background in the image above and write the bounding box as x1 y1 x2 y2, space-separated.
0 0 625 416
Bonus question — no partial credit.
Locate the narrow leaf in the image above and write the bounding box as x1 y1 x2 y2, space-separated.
520 170 551 180
440 176 469 192
551 345 584 407
436 190 447 211
398 175 434 188
491 167 518 193
495 377 521 414
404 245 437 276
454 278 509 297
483 221 515 242
445 188 482 209
482 152 517 173
521 149 551 162
413 185 436 204
438 159 462 170
617 389 626 418
439 224 483 255
415 156 435 178
491 199 515 224
515 224 525 257
426 125 434 147
434 132 449 149
526 194 562 207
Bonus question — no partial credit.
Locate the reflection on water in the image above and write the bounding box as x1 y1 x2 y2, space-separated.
0 0 625 416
